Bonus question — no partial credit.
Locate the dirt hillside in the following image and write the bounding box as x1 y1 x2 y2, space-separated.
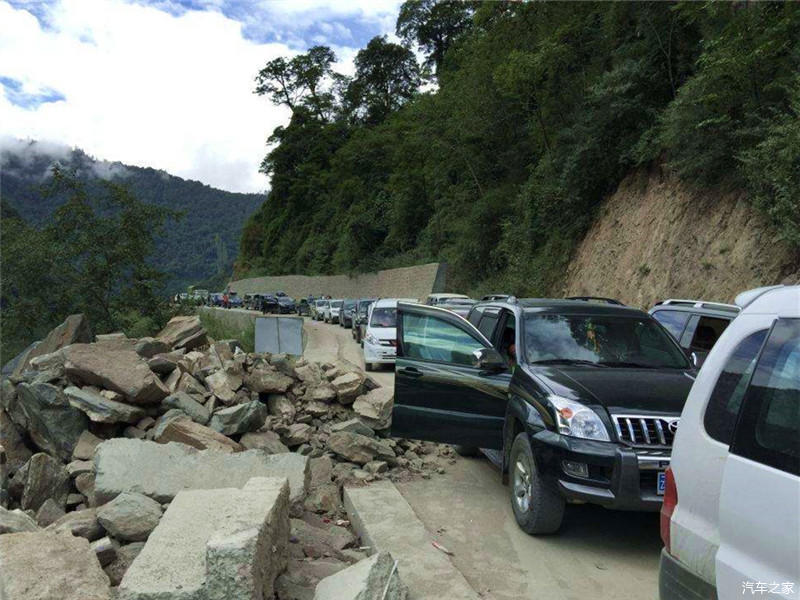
562 169 799 309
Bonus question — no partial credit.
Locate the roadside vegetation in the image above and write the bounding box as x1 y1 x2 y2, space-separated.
197 310 256 353
237 1 799 295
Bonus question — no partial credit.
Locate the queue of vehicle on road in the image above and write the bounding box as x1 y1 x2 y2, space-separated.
308 286 799 600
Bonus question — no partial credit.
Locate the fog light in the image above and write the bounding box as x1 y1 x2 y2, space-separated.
562 460 589 478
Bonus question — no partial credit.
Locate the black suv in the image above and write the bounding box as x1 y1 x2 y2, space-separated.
649 299 739 368
392 298 694 534
352 298 376 345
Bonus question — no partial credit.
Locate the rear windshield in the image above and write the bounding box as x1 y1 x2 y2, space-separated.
370 307 397 328
523 314 689 369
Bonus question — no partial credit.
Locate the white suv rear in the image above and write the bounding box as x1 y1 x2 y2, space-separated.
363 298 416 371
660 286 799 600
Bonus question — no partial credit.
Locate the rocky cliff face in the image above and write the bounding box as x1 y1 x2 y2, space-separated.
562 169 799 308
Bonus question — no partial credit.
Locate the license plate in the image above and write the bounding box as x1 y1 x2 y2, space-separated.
657 472 666 495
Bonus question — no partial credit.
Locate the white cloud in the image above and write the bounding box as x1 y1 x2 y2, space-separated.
0 0 399 193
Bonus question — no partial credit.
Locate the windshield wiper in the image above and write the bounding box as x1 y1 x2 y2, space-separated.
598 361 656 369
529 358 605 367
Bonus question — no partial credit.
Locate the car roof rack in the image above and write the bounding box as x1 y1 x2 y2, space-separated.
655 299 740 313
566 296 625 306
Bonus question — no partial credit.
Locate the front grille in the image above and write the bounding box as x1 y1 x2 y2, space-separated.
613 415 678 447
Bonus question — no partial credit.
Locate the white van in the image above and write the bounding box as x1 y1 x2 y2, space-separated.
660 286 799 600
363 298 417 371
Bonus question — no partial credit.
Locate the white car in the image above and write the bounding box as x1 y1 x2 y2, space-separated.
324 299 343 324
363 298 417 371
660 285 799 600
423 293 470 306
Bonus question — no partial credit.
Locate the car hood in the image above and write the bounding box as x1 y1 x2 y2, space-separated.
370 327 396 341
530 366 694 415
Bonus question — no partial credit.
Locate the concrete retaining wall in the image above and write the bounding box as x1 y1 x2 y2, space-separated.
229 263 448 300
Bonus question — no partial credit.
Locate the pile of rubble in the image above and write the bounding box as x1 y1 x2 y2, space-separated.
0 313 449 599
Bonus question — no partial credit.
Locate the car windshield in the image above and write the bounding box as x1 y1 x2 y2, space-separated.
359 302 374 315
523 314 689 369
442 299 476 306
344 300 356 309
317 301 326 307
331 301 343 308
370 307 397 328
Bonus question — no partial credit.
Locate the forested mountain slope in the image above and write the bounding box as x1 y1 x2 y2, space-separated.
237 2 799 297
1 142 264 291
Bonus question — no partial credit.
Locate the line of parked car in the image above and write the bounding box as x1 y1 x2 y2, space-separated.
308 286 799 600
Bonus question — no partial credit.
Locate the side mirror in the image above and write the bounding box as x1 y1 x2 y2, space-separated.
472 347 507 372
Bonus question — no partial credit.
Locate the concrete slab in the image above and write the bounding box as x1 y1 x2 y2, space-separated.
343 480 479 600
314 551 408 600
94 439 309 507
119 477 290 600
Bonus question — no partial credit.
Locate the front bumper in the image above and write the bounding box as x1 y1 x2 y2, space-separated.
363 340 396 364
329 311 340 323
659 549 718 600
530 430 670 511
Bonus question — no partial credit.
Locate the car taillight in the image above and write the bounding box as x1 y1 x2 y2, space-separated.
660 467 677 554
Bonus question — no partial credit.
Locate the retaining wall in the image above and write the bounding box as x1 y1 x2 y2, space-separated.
229 263 448 300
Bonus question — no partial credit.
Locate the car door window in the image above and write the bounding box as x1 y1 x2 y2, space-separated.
689 316 730 352
652 310 691 340
468 306 484 328
477 309 500 341
704 329 768 445
402 313 486 365
732 319 800 476
496 312 517 366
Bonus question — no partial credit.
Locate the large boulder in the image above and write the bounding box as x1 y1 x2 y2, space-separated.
14 313 93 376
97 491 163 541
93 439 310 508
245 365 293 394
134 337 169 359
326 432 396 466
156 419 243 453
204 370 241 404
63 344 169 404
0 531 111 600
64 386 146 424
315 552 409 600
161 391 210 424
352 387 394 431
156 315 207 350
208 400 267 436
21 452 71 512
16 382 89 461
330 372 365 404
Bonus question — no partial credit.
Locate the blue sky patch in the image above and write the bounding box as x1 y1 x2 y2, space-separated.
0 76 66 109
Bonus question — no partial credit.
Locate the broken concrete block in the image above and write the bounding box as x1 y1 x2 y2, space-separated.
94 439 309 508
352 387 393 431
119 477 290 600
0 530 110 600
314 551 408 600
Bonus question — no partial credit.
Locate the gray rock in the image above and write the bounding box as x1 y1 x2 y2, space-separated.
0 407 32 474
363 460 388 474
0 505 39 533
314 551 408 600
306 384 337 403
176 371 207 396
73 430 103 460
63 343 169 404
21 452 70 512
67 459 94 477
118 477 290 600
0 530 111 600
329 418 375 438
156 315 207 350
240 430 290 454
64 386 146 424
97 491 163 541
294 362 324 386
134 337 169 359
8 459 29 500
326 432 396 466
305 400 331 417
74 472 96 504
93 438 310 508
16 382 89 461
281 423 313 447
161 391 210 424
330 372 365 404
149 408 191 439
92 535 117 566
35 497 66 526
104 542 145 586
95 332 127 341
268 393 296 420
156 419 243 453
147 353 178 374
352 387 394 431
15 313 93 376
47 507 104 540
304 483 343 515
208 400 267 435
245 365 294 394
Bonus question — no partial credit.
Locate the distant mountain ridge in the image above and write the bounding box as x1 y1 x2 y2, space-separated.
1 140 265 292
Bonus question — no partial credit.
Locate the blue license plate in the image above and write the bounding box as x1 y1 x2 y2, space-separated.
657 472 666 495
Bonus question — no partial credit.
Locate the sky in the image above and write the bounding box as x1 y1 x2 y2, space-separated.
0 0 403 193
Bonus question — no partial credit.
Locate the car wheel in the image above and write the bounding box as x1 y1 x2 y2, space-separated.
509 433 565 535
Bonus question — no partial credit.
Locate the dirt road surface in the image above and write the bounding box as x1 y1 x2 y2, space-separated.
304 316 661 600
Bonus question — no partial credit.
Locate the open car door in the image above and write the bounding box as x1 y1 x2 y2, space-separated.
392 303 511 449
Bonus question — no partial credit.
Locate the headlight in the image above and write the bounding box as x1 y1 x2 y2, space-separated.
549 396 610 442
365 333 378 345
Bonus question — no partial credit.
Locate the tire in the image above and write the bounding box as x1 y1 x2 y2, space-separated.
365 363 373 371
509 433 565 535
454 445 479 457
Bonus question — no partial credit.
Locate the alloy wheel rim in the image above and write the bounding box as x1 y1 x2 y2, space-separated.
513 458 532 513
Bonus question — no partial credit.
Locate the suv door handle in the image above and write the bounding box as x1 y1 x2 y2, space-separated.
399 367 423 378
